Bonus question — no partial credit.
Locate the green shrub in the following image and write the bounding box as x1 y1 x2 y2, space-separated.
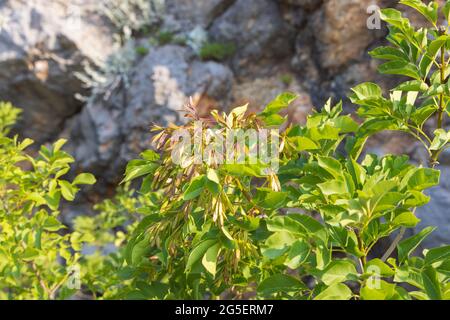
199 42 236 61
121 1 450 300
0 104 96 299
74 185 152 299
0 102 21 135
156 31 175 45
147 30 186 47
280 74 294 86
135 46 150 56
1 0 449 301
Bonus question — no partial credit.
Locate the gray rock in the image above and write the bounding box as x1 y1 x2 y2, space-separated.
209 0 294 75
165 0 236 29
279 5 307 29
65 45 234 184
438 148 450 166
291 27 319 82
311 0 376 71
0 0 114 143
277 0 323 11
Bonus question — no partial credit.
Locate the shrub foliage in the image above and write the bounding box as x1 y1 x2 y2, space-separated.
0 0 449 300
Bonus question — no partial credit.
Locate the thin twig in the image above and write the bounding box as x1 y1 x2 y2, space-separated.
381 227 406 262
30 261 52 298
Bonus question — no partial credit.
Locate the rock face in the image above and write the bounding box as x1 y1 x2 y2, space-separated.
165 0 235 28
209 0 294 75
64 45 233 185
312 0 375 71
278 0 323 11
0 0 114 143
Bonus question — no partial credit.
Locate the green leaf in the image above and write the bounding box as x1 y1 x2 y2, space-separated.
429 129 450 151
409 291 429 300
21 248 40 261
230 104 248 119
380 8 411 29
229 216 260 231
122 161 157 183
140 150 160 161
266 216 307 236
262 113 287 126
378 60 421 80
331 116 359 133
202 243 221 277
136 281 169 299
44 191 61 211
329 226 364 257
315 242 331 270
369 46 409 61
59 180 77 201
70 231 92 251
366 259 395 277
18 138 34 151
318 180 349 196
309 124 340 141
320 260 358 286
403 168 440 190
186 239 217 272
437 259 450 278
393 80 428 92
183 175 206 200
318 156 343 179
419 36 448 77
425 245 450 265
131 235 151 265
345 158 365 187
34 228 42 250
404 190 430 207
400 0 438 25
206 168 220 185
117 266 135 280
284 240 311 269
411 105 437 127
221 164 266 177
424 84 449 97
398 227 435 262
289 214 326 236
267 214 325 238
357 118 398 137
373 192 405 214
360 280 399 300
72 173 96 186
53 139 67 153
205 179 220 195
290 136 319 152
258 274 306 295
444 0 450 21
256 189 288 209
27 192 47 206
260 92 298 115
262 231 296 259
394 264 425 290
350 83 382 102
422 266 442 300
43 216 66 231
314 283 352 300
393 211 421 227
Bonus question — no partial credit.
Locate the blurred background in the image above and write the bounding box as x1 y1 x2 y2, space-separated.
0 0 448 248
